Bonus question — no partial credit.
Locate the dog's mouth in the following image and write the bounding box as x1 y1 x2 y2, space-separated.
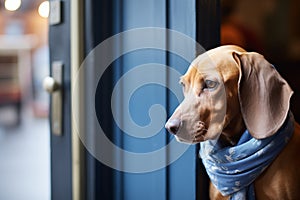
173 120 208 144
192 121 208 143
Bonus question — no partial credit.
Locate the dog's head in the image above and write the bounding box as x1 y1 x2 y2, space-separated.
165 45 293 144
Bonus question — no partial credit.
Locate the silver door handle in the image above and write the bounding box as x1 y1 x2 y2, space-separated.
43 76 60 93
43 61 63 136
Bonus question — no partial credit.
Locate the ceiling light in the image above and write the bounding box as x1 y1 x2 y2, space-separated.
38 1 49 18
4 0 22 11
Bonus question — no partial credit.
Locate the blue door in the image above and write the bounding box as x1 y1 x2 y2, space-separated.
50 0 219 199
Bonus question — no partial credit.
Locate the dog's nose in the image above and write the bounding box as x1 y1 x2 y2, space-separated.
165 119 181 135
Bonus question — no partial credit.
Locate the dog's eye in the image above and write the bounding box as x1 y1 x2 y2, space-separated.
204 80 218 90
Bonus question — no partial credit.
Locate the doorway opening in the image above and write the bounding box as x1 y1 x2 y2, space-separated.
0 1 50 199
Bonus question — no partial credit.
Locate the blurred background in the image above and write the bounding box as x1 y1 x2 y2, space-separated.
0 0 299 199
221 0 300 121
0 0 50 199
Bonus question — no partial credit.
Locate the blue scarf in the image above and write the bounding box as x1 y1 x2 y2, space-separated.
199 113 294 200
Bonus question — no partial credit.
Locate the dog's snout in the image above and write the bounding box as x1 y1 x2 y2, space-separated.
165 119 181 135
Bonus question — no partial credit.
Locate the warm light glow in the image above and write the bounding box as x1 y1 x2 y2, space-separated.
4 0 22 11
38 1 49 18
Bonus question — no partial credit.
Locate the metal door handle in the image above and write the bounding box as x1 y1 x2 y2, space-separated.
43 61 63 136
43 76 60 93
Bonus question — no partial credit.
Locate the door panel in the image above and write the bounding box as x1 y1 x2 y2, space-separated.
82 0 195 199
84 1 115 199
121 2 167 199
49 0 72 199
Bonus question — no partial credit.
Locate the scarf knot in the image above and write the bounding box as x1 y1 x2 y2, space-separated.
199 113 294 200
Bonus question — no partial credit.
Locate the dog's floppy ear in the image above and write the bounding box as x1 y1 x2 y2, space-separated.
233 52 293 139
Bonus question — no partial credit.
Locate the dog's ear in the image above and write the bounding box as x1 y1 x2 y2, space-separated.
233 52 293 139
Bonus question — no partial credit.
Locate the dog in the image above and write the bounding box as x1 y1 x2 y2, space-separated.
165 45 300 199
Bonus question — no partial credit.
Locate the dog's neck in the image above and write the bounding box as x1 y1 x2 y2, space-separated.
220 113 246 147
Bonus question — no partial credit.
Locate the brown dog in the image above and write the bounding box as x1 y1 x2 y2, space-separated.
165 45 300 199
